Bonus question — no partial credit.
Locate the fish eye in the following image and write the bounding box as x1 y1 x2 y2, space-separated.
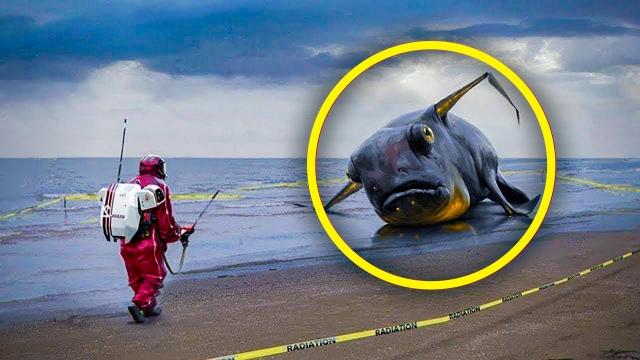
408 124 435 154
421 125 435 144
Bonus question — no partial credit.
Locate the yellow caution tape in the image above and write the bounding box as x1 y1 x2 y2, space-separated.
63 192 242 201
209 248 639 360
1 173 638 223
0 197 63 221
0 192 240 222
79 217 100 224
558 175 640 193
172 193 241 201
0 177 347 222
501 170 640 193
237 178 346 191
64 194 99 201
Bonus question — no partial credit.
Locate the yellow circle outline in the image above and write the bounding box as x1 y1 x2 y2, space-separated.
307 41 556 290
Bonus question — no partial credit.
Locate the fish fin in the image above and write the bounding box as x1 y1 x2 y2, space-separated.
324 180 363 210
517 194 541 214
496 171 530 205
487 73 520 125
433 72 520 126
486 171 537 216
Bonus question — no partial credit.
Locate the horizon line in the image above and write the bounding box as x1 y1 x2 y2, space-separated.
0 156 638 160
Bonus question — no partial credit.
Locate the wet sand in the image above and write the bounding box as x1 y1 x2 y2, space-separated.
1 229 639 359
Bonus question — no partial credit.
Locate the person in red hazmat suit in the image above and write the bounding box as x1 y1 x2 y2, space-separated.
121 154 194 323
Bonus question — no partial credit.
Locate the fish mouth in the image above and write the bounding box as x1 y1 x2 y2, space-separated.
381 181 449 214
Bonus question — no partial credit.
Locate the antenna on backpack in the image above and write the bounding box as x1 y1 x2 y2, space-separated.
116 119 127 183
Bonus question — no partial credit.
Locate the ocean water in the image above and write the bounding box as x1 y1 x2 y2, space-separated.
0 158 638 322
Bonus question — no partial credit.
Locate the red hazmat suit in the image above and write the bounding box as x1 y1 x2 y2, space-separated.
120 156 184 311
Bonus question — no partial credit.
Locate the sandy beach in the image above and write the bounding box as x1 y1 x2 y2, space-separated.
2 2 640 358
1 228 639 359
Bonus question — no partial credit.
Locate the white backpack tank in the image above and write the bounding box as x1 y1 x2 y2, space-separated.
98 183 164 243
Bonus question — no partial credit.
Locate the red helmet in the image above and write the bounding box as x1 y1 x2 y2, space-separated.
139 154 167 179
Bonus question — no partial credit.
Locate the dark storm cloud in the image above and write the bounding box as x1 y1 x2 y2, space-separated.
0 0 638 80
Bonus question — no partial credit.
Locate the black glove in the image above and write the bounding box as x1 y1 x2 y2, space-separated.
179 224 194 247
180 233 190 247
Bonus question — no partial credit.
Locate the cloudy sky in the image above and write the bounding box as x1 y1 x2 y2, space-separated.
0 0 638 158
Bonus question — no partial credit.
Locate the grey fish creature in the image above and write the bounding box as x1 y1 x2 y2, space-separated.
324 72 541 226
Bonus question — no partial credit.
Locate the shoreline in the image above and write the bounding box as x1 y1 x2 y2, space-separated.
2 225 629 329
1 228 639 359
